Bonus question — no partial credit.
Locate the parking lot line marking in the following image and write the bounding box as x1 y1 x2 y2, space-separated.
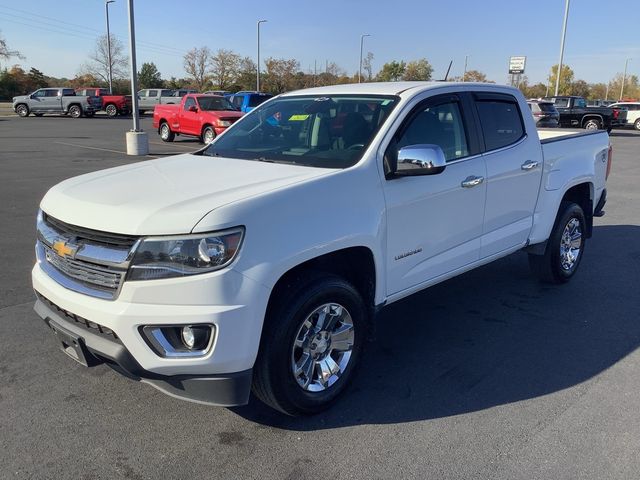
54 141 160 159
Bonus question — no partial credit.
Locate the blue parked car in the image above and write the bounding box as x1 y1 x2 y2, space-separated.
226 91 273 113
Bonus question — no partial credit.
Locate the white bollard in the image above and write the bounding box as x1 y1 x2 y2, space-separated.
126 131 149 156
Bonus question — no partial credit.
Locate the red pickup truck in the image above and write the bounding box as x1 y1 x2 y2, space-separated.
153 94 244 144
76 88 132 117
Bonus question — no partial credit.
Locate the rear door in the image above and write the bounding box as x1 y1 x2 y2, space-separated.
383 93 487 295
43 89 62 112
473 92 543 258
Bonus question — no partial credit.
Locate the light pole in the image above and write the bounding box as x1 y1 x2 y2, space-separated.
462 55 469 82
256 19 267 91
125 0 148 155
620 58 631 100
105 0 115 94
358 34 370 83
554 0 570 96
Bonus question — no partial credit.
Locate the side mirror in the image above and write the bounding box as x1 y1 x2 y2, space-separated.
395 144 447 176
188 105 198 112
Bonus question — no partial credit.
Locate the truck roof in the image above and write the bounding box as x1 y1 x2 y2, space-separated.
281 81 517 98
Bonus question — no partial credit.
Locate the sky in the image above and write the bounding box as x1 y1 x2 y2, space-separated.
0 0 638 86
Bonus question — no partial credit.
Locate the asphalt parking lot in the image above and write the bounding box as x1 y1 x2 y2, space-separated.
1 114 639 479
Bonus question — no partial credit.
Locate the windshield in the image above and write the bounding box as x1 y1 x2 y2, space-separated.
201 94 399 169
197 96 237 111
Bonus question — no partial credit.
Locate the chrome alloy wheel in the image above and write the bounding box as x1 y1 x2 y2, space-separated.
160 123 170 140
203 127 215 144
559 217 582 271
291 303 355 392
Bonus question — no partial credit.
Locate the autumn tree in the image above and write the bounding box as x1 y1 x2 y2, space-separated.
402 59 433 81
456 69 492 83
80 34 128 85
233 57 257 91
377 61 406 81
138 62 163 89
210 49 241 90
547 64 574 96
362 52 374 81
263 57 299 93
183 46 212 91
571 79 590 98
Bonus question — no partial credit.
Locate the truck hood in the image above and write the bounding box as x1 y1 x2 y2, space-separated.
40 154 332 235
13 95 29 103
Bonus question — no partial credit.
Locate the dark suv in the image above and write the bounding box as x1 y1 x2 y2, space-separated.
527 100 559 128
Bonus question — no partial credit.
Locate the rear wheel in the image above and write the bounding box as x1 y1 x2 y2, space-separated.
202 125 216 144
252 274 367 415
583 118 601 130
15 104 29 117
529 201 586 284
105 103 118 117
68 105 82 118
635 118 640 131
159 122 175 142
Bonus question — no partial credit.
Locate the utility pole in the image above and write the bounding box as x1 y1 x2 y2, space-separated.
358 34 370 83
256 19 267 91
605 82 609 101
554 0 570 96
620 58 631 100
105 0 115 94
125 0 148 155
462 55 469 82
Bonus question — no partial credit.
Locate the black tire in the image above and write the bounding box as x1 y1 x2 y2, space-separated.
68 105 82 118
529 201 586 284
252 273 367 416
635 119 640 131
34 113 44 117
583 118 601 130
105 103 118 117
15 104 29 117
138 110 145 116
85 112 95 118
201 125 216 144
159 122 175 142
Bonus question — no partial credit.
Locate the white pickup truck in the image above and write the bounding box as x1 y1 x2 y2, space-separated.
32 82 611 415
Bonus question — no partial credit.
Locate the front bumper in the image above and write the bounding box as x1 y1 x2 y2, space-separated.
34 296 252 406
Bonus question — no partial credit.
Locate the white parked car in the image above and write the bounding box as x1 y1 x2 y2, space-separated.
608 102 640 130
33 82 611 415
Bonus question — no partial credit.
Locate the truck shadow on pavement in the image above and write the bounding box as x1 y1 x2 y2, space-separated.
232 225 640 430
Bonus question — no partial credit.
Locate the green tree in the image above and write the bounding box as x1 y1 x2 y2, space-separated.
28 68 48 89
262 57 299 93
548 64 574 96
138 62 163 89
588 83 608 100
402 59 433 81
571 79 590 98
376 60 406 82
362 52 374 81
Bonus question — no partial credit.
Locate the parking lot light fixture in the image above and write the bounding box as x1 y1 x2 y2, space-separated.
620 58 631 101
125 0 148 155
359 34 370 83
105 0 115 95
257 20 267 92
554 0 570 97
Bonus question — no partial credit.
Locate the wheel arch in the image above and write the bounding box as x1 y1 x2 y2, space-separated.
561 182 594 237
581 114 603 127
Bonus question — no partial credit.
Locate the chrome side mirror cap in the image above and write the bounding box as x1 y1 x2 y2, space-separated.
396 144 447 176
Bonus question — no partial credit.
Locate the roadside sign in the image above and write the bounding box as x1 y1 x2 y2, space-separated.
509 56 526 74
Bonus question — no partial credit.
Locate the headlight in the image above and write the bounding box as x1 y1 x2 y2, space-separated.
128 227 244 280
217 120 232 127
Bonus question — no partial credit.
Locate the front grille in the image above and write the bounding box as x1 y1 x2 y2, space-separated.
44 214 137 248
36 291 120 341
44 244 123 291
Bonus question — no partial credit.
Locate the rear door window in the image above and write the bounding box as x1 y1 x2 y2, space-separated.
147 90 158 97
538 102 555 112
474 94 525 151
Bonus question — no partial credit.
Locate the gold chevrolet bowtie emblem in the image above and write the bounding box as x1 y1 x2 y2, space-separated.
52 240 77 258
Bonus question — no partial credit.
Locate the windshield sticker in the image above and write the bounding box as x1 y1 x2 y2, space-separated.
288 114 310 121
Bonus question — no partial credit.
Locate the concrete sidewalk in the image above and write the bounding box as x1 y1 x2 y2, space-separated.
0 102 15 116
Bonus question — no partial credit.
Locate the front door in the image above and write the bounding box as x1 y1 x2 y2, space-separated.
180 96 200 135
383 94 487 296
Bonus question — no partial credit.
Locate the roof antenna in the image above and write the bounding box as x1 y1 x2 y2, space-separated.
443 60 453 81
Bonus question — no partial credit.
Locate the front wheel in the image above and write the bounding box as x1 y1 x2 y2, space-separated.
635 119 640 131
252 274 367 415
105 104 118 117
201 126 216 144
15 104 29 117
529 201 586 284
583 119 601 130
68 105 82 118
159 122 175 142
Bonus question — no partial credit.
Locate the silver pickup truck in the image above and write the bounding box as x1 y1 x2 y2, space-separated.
137 88 198 114
12 88 100 118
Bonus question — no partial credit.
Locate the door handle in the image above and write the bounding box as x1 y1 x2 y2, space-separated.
461 176 484 188
521 160 539 170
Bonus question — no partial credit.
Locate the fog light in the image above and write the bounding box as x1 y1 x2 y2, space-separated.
181 325 210 350
182 326 195 349
140 325 214 357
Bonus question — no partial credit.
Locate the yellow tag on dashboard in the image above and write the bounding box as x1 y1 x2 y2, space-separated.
288 114 310 121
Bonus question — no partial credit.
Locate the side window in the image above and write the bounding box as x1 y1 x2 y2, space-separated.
147 90 158 97
183 97 196 111
232 96 244 108
475 99 524 151
554 98 569 108
396 100 469 162
33 90 46 98
45 90 60 97
161 89 173 97
574 98 586 108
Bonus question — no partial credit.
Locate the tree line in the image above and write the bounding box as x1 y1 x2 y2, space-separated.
1 31 638 102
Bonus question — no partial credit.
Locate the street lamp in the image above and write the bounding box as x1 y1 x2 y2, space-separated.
256 19 267 91
554 0 570 96
620 58 631 100
358 34 370 83
125 0 148 155
462 55 469 82
105 0 115 94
